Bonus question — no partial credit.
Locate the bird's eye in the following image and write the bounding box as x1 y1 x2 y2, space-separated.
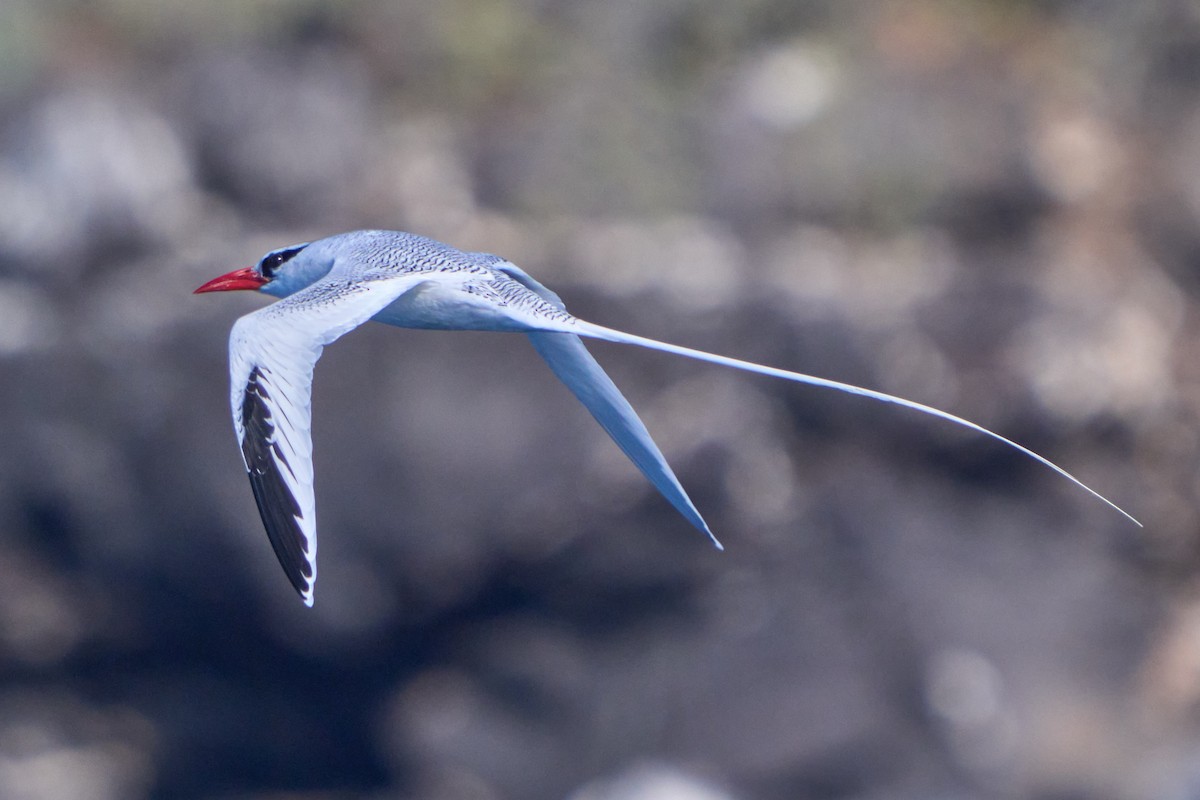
261 254 284 278
258 244 309 279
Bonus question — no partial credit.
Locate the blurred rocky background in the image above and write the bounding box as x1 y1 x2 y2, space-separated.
0 0 1198 798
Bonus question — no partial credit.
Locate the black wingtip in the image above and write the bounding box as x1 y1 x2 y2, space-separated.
246 469 314 602
241 367 315 604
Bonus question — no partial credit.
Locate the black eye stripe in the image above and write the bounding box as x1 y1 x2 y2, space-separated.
258 244 309 279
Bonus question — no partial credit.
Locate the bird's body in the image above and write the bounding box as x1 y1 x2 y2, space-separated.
257 231 564 331
197 229 1138 606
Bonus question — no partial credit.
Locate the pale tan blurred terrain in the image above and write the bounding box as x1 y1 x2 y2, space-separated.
0 2 1198 799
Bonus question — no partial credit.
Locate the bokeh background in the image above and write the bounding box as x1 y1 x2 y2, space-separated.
1 1 1198 798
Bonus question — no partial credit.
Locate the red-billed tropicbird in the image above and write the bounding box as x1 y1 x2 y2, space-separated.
195 229 1139 606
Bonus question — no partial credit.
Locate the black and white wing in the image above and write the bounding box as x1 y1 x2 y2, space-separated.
229 272 430 605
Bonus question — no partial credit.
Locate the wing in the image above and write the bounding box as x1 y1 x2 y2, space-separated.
527 332 722 548
572 320 1140 527
229 272 431 605
489 259 566 308
493 261 721 547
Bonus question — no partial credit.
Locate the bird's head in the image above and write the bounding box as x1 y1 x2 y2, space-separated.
194 242 315 297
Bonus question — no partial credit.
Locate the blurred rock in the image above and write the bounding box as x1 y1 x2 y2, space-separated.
0 2 1191 800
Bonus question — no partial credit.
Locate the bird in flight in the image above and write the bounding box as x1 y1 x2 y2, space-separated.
196 229 1139 606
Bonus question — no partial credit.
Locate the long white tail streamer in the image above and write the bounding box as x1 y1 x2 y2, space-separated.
576 321 1141 528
